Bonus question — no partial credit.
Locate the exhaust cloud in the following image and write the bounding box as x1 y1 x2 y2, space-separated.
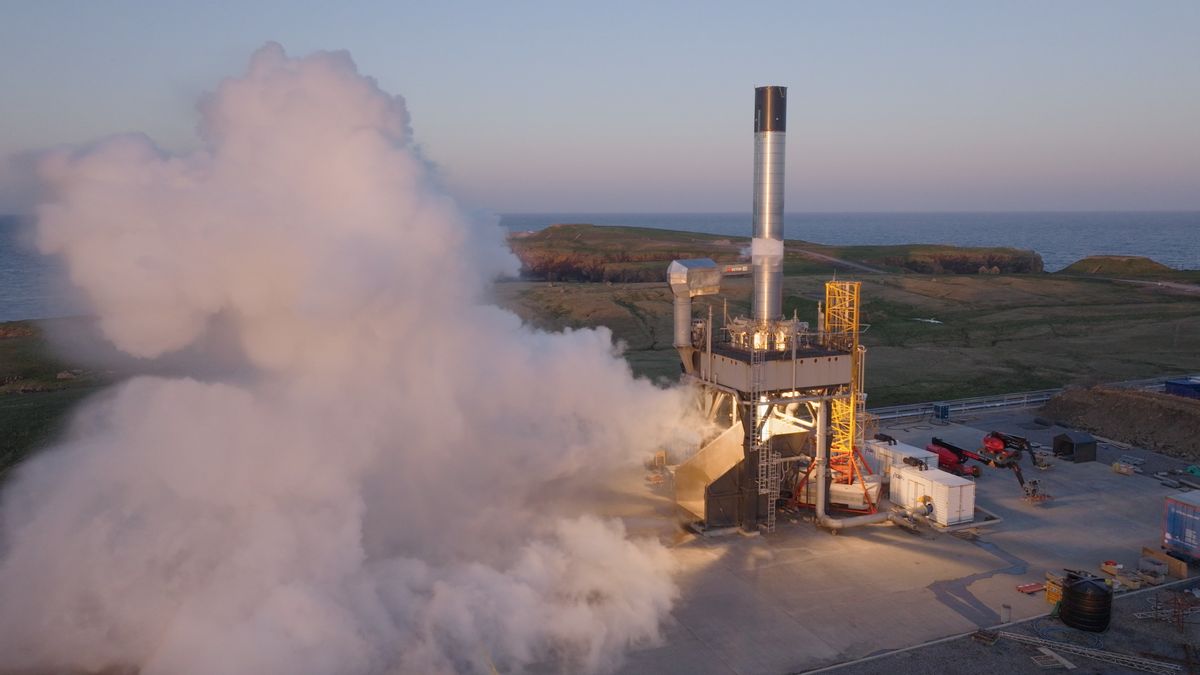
0 43 693 675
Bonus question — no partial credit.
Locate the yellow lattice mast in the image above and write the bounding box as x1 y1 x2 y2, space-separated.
823 281 875 510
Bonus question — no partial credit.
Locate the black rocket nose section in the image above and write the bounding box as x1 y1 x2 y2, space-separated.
754 86 787 133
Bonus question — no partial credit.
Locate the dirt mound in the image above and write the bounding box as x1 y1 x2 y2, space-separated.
0 321 38 339
1060 255 1175 277
1041 386 1200 459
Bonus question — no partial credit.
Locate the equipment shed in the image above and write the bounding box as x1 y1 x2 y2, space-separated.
1165 377 1200 400
1053 431 1097 463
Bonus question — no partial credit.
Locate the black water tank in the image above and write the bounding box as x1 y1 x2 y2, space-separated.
1060 574 1112 632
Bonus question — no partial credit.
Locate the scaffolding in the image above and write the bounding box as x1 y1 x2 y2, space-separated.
823 281 860 353
823 281 875 509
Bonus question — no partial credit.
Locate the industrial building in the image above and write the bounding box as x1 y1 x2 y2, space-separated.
639 86 1197 674
669 86 890 534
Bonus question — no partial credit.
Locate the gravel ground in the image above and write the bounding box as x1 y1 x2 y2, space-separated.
817 578 1200 674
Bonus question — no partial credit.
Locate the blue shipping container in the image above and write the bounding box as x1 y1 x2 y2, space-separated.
1165 379 1200 400
1163 492 1200 559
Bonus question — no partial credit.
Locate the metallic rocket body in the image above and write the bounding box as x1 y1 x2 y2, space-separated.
752 86 786 322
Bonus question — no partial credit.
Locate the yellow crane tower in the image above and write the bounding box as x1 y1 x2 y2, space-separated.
823 280 875 511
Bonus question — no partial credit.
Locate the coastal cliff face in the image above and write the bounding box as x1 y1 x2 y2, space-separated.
508 224 743 282
508 224 1044 282
880 249 1044 275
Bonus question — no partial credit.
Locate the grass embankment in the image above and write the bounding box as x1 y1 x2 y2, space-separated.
1042 386 1200 457
1057 255 1200 282
508 224 1043 281
853 274 1199 404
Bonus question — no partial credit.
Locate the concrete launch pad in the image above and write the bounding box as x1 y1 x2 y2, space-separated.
616 410 1187 674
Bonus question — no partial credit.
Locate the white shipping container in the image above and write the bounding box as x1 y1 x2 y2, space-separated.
891 466 975 526
864 439 938 482
795 475 882 510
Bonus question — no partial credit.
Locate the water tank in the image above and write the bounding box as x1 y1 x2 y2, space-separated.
1059 574 1112 632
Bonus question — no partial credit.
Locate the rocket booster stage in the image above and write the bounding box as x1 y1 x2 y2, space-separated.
752 85 786 323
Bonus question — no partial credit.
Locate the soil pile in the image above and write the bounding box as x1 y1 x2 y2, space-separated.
1060 255 1175 277
1041 386 1200 459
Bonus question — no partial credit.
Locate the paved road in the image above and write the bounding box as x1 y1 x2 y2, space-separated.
1054 271 1200 295
794 248 887 274
1115 278 1200 295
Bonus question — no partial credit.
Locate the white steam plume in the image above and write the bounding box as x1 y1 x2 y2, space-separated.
0 43 695 674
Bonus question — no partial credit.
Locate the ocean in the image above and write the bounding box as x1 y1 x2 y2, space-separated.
0 217 81 324
2 211 1198 323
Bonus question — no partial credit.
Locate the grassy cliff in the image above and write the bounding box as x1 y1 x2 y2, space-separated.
508 224 1043 281
0 320 107 479
1058 255 1200 281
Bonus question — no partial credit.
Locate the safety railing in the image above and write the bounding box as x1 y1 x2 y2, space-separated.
868 373 1194 422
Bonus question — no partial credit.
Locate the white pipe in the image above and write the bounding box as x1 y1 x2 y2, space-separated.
772 409 814 429
815 401 828 519
673 294 692 348
700 303 710 379
791 316 798 389
822 510 894 530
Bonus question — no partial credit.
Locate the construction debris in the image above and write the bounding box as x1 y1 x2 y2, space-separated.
1101 560 1125 576
1032 646 1077 670
1134 589 1200 624
971 629 999 645
1142 546 1190 580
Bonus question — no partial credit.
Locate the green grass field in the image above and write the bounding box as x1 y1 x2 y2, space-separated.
0 386 101 480
496 271 1200 405
0 321 111 479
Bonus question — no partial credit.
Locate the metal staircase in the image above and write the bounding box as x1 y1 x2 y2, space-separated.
751 343 779 532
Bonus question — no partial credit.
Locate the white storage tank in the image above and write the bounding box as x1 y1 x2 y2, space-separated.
891 466 975 526
865 439 938 483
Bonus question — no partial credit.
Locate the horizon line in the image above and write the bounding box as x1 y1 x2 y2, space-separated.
498 208 1200 217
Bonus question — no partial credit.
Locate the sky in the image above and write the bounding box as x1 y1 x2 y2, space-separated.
1 0 1198 213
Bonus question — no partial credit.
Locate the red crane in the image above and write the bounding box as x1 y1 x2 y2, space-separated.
926 433 1050 502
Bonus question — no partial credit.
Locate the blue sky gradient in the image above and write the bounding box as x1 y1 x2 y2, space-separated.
2 1 1198 212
